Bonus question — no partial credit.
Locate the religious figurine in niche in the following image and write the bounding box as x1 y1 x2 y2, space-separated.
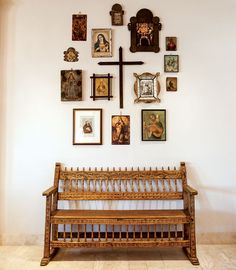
72 14 87 41
136 23 154 46
63 47 79 62
110 4 124 25
166 37 177 51
61 70 82 101
128 8 162 52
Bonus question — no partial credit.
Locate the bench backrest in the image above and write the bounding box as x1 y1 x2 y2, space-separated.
54 162 187 201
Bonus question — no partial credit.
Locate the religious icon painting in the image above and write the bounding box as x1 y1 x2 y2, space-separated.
112 115 130 145
63 47 79 62
164 55 179 72
72 14 87 41
134 72 161 103
166 37 177 51
141 109 166 141
91 28 112 57
61 70 82 101
90 73 113 100
128 8 162 53
166 77 177 91
73 108 102 145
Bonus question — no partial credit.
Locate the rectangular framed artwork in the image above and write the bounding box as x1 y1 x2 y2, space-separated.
166 77 177 91
61 70 82 101
91 28 112 57
141 109 166 141
73 109 102 145
164 55 179 72
72 14 87 41
112 115 130 145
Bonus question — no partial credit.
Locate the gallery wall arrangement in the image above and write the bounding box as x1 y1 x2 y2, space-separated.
60 4 179 145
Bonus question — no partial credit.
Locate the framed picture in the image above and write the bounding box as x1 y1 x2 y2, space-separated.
91 29 112 57
134 72 160 103
61 70 82 101
164 55 179 72
128 8 162 53
166 37 177 51
166 77 177 91
90 73 113 100
142 109 166 141
112 115 130 145
73 109 102 145
72 14 87 41
110 4 124 26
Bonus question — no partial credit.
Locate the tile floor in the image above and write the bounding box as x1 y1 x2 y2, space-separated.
0 245 235 270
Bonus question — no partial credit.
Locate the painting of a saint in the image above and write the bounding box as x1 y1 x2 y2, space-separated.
61 70 82 101
142 110 166 141
92 29 112 57
112 116 130 145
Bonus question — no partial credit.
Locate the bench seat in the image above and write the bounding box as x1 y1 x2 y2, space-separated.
51 209 191 224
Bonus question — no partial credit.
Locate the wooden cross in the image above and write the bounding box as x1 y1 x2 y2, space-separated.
98 46 144 108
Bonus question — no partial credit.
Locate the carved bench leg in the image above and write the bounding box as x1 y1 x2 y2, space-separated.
41 196 52 266
183 222 199 265
41 248 59 266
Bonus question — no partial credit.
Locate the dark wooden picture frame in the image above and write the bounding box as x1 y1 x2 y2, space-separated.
112 115 130 145
90 74 113 100
73 108 102 145
128 8 162 53
142 109 166 141
61 70 82 101
164 55 179 72
166 77 177 91
110 4 124 25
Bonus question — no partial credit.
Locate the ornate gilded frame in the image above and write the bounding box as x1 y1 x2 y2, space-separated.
134 72 160 103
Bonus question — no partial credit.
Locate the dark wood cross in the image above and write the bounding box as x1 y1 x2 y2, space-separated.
98 46 144 108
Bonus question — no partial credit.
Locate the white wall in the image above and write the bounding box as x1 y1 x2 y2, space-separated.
1 0 236 244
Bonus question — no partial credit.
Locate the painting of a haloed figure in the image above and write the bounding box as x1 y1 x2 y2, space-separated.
142 110 166 141
61 70 82 101
112 115 130 145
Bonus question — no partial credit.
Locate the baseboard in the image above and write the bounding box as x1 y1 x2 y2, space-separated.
0 233 236 245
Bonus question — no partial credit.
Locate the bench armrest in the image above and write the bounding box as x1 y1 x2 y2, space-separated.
42 186 57 196
184 185 198 196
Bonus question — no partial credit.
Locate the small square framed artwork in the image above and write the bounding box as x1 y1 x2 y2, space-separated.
112 115 130 145
61 70 82 101
166 77 177 91
166 37 177 51
164 55 179 72
90 73 113 100
73 109 102 145
142 109 166 141
91 28 112 57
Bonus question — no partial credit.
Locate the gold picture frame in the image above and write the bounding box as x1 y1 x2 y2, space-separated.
91 28 112 58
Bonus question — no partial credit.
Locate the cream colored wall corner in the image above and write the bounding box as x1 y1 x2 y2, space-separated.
1 0 236 245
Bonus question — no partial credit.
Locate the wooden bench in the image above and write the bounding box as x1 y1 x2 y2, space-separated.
41 162 199 266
